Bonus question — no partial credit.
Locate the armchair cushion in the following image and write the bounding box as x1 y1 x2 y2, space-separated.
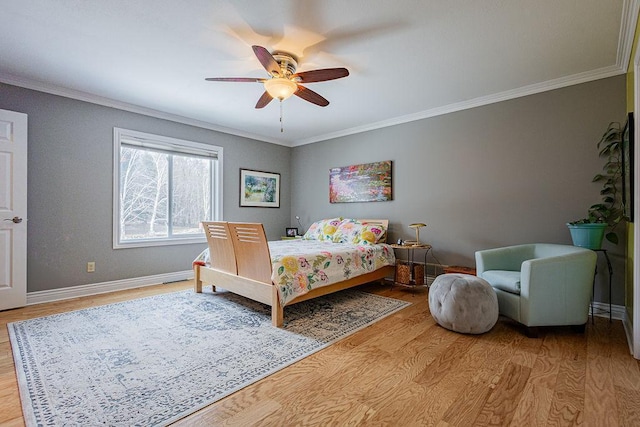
480 270 521 295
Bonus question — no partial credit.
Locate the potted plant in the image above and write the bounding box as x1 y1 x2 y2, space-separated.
567 121 626 249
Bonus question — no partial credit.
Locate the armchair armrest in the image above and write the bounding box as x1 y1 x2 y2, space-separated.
475 244 536 274
519 250 596 326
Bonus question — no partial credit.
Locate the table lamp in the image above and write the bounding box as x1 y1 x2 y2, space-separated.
408 223 426 245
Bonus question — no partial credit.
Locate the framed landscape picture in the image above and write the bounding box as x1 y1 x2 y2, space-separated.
240 169 280 208
329 160 392 203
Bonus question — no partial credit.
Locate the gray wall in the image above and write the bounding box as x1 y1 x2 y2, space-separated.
291 76 627 305
0 75 627 305
0 83 291 293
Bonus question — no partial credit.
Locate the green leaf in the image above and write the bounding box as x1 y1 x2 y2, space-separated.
589 203 607 210
578 116 628 237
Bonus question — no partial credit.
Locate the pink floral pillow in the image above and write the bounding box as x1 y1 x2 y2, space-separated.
333 220 386 245
356 223 387 244
302 217 343 241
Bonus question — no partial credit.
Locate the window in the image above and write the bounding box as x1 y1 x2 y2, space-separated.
113 128 223 248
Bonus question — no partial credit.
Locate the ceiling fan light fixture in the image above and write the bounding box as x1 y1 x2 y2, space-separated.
264 78 297 100
206 45 347 109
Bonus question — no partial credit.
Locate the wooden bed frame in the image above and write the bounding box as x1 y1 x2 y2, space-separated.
193 219 394 327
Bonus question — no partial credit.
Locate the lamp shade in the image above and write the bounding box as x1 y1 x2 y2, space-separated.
264 78 297 100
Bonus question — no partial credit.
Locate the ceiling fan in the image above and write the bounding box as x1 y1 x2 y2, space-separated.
205 45 349 109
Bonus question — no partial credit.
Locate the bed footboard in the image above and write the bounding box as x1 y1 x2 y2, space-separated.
197 221 278 322
196 260 284 326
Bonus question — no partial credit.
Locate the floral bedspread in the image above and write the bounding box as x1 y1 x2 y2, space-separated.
194 240 395 305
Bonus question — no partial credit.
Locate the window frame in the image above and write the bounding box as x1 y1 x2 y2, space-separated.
112 127 223 249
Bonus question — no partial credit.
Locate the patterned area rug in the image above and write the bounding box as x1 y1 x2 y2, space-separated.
8 289 409 426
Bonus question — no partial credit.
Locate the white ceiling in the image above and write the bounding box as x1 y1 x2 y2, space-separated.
1 0 637 146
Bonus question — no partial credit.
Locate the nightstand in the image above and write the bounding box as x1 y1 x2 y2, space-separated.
390 244 432 286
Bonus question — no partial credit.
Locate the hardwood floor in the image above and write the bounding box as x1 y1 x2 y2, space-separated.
1 280 639 426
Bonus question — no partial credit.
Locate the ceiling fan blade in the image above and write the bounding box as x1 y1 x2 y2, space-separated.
293 68 349 83
255 91 273 109
252 45 281 77
294 85 329 107
205 77 265 82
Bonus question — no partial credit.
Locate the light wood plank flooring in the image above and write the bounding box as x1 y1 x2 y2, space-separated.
1 280 639 426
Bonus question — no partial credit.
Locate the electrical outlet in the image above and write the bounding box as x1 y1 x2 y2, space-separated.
87 261 95 273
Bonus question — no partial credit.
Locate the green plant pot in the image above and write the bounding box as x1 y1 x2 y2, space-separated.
566 223 607 250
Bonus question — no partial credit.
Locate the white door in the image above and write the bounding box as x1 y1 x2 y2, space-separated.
0 109 27 310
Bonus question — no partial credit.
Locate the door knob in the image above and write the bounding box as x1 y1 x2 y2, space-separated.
3 216 22 224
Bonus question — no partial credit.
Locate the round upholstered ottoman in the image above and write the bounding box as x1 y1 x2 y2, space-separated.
429 274 498 334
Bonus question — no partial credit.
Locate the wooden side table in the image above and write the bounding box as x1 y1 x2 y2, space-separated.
443 265 477 276
390 244 432 287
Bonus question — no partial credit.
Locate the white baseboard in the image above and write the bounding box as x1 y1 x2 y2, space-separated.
26 274 627 325
27 270 194 305
591 301 625 321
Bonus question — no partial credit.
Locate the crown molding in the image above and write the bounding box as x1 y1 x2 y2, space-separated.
293 65 626 146
619 0 640 71
0 73 289 147
1 62 627 150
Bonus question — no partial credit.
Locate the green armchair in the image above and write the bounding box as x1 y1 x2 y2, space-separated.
475 244 597 336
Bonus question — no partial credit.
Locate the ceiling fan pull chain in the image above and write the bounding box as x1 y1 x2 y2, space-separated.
280 100 284 133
